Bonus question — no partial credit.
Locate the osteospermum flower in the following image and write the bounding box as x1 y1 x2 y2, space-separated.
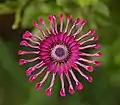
18 14 102 96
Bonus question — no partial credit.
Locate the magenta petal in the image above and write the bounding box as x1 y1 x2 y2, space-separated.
29 75 37 82
19 59 27 65
44 58 50 64
48 63 55 71
60 89 65 97
70 54 79 60
94 60 101 66
89 29 95 35
35 83 42 90
41 55 49 59
39 17 44 23
23 33 31 39
59 33 64 42
63 63 68 73
63 33 68 42
69 87 75 94
58 64 64 75
68 59 78 69
68 15 72 20
44 42 51 48
69 42 77 48
87 76 93 82
95 44 100 49
81 20 87 25
33 21 38 26
53 64 58 73
65 36 70 43
71 49 79 54
54 35 58 42
42 44 50 49
45 88 52 96
71 45 79 50
40 47 49 52
26 67 34 76
75 18 81 25
97 52 102 56
68 37 74 45
20 40 28 46
93 36 99 40
66 61 71 70
40 51 49 56
18 50 23 55
46 37 53 44
87 66 93 72
76 82 83 90
60 14 64 20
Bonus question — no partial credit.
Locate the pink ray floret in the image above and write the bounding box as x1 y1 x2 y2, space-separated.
18 14 102 97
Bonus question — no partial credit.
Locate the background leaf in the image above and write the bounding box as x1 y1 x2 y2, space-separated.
93 1 110 17
76 0 98 7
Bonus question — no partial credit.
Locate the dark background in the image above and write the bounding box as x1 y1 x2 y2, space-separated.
0 0 120 105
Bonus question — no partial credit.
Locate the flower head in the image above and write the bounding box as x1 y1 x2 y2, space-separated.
18 14 102 96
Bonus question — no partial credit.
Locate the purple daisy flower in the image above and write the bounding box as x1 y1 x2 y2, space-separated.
18 14 102 97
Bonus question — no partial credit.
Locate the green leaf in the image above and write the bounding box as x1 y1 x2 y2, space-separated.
24 88 47 105
0 38 30 105
111 37 120 54
21 1 62 28
56 0 69 6
32 28 44 38
93 2 110 17
17 0 29 8
95 15 110 26
89 21 97 29
24 77 59 105
12 8 22 29
0 39 28 87
114 53 120 65
110 70 120 87
21 1 40 28
98 45 110 66
76 0 98 7
0 3 14 14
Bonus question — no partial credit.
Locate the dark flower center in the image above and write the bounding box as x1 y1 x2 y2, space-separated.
55 47 65 57
51 44 68 61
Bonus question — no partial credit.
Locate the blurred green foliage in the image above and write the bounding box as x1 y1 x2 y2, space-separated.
0 0 120 105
